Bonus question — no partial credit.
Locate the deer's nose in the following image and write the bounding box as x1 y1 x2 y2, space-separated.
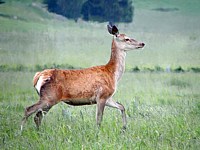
140 43 145 47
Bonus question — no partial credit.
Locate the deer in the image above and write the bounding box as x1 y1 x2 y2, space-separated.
21 23 145 131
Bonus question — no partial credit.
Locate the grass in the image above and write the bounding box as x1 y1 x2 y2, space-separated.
0 72 200 149
0 0 200 149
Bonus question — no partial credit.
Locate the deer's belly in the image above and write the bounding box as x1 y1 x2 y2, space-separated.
63 98 97 106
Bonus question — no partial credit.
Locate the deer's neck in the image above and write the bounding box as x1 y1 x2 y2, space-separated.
106 39 126 83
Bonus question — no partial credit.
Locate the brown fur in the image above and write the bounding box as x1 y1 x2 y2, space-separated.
36 66 115 105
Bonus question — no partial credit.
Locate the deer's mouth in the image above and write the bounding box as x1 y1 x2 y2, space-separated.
136 43 145 49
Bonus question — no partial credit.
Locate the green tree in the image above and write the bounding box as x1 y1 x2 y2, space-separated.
0 0 5 4
44 0 134 23
81 0 134 22
44 0 85 20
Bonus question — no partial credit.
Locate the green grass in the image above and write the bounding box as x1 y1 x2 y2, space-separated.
0 72 200 149
0 0 200 149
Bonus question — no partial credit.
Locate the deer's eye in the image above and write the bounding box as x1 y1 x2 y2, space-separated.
125 38 129 41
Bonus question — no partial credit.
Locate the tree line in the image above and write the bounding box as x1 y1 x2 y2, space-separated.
44 0 134 23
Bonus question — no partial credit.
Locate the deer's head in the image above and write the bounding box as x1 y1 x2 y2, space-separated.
107 23 145 51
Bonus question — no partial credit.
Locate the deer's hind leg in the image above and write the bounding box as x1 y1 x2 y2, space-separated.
21 99 54 131
34 104 52 130
21 100 43 131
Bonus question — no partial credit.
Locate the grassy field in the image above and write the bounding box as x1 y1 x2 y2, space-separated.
0 0 200 149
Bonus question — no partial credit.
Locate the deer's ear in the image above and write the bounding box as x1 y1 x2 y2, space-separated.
112 25 119 35
107 22 119 36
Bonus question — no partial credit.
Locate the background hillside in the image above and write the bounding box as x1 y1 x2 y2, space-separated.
0 0 199 69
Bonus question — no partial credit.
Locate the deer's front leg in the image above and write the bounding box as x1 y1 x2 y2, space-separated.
106 98 127 130
96 99 106 127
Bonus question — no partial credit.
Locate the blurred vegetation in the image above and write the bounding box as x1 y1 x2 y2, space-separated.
44 0 134 22
44 0 84 20
0 64 200 73
0 0 5 4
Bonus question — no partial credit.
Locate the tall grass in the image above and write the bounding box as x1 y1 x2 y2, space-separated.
0 72 199 149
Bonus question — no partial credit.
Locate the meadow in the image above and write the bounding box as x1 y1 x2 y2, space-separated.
0 0 200 149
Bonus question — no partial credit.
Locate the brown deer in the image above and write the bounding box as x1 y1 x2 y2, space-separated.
21 23 145 131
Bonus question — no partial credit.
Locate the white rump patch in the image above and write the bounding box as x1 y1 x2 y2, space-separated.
35 76 44 94
35 76 50 94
